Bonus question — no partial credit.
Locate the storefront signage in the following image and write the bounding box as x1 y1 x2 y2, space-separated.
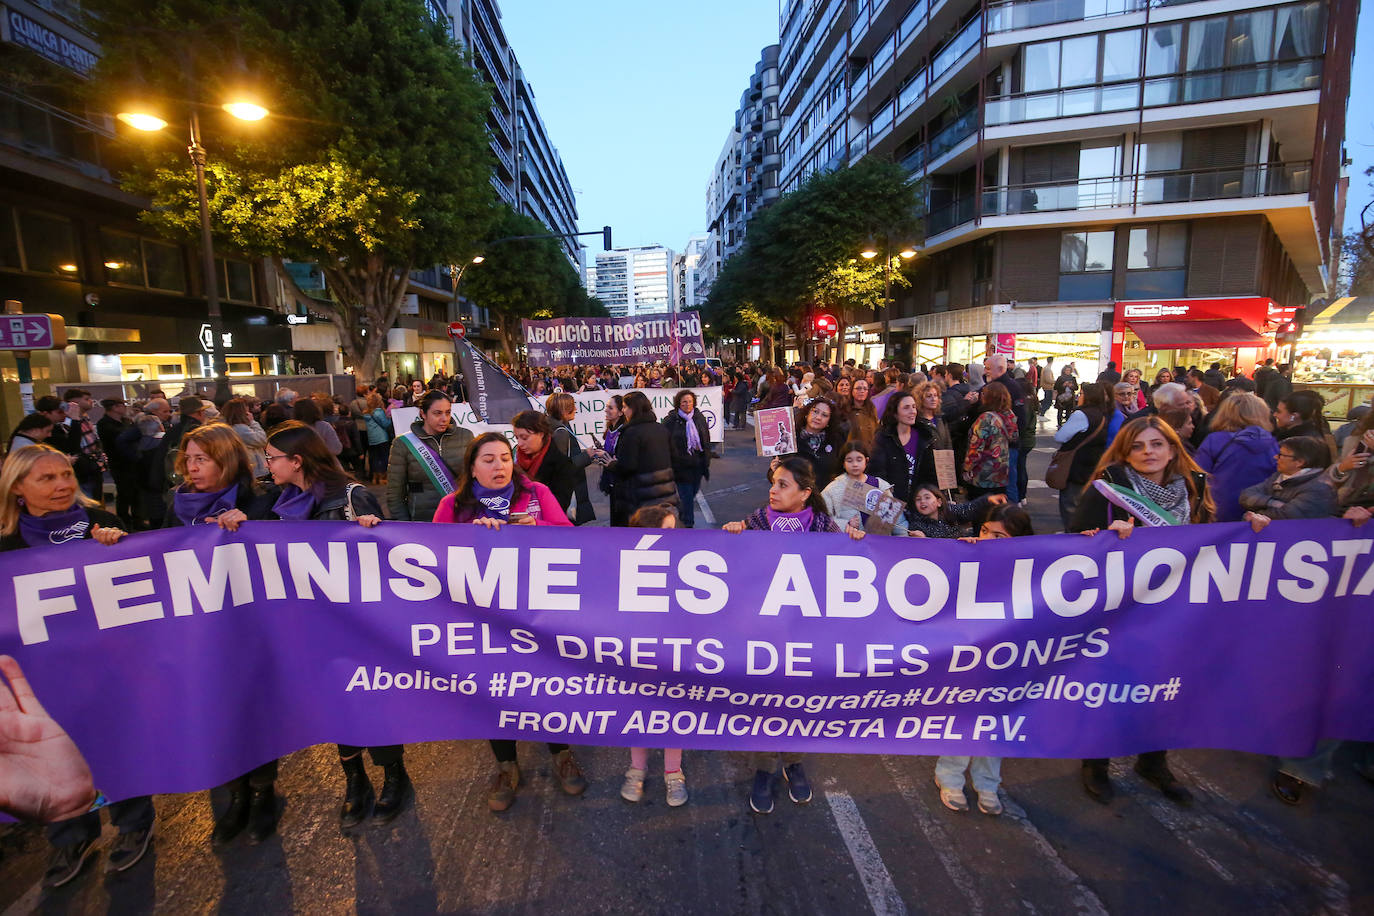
198 324 232 352
1122 303 1190 318
286 314 310 326
1 8 97 77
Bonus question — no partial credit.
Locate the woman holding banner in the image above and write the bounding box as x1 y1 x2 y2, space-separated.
1069 416 1214 806
163 424 284 845
722 456 864 815
432 432 587 811
385 390 472 522
0 445 156 887
264 422 412 829
869 392 924 507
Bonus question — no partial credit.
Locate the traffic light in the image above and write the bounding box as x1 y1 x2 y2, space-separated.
602 225 613 250
1276 306 1307 348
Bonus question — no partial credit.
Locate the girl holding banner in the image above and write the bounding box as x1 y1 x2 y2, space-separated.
164 424 283 846
723 456 864 815
264 422 412 829
431 433 587 812
385 390 472 522
1069 416 1214 806
0 445 155 888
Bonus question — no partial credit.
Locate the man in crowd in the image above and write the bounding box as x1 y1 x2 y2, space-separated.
53 389 106 501
97 399 138 530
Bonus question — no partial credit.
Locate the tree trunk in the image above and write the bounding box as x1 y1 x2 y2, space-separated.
491 308 517 365
272 255 411 385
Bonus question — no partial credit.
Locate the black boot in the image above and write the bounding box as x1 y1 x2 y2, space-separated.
372 761 412 824
212 790 250 847
247 784 279 843
340 755 374 829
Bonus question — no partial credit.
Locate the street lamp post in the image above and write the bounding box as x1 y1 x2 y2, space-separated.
860 234 917 364
118 98 269 404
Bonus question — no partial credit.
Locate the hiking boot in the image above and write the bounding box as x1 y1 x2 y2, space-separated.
212 791 250 847
488 761 520 812
107 826 153 873
554 749 588 796
665 770 688 808
339 755 374 829
620 767 646 803
1081 762 1113 804
42 839 95 889
247 785 278 843
373 761 412 824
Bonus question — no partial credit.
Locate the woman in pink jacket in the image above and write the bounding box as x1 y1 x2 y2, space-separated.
432 433 584 812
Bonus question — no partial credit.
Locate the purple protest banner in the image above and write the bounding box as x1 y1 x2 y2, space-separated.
522 312 706 366
2 520 1372 803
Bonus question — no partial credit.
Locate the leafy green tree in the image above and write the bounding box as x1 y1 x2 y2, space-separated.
812 256 911 362
84 0 497 380
704 158 922 362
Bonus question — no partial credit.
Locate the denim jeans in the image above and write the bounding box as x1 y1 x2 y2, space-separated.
934 756 1002 793
1005 448 1021 504
48 795 155 847
677 481 701 527
752 751 803 771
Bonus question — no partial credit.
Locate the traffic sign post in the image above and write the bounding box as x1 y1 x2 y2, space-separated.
2 301 67 414
448 321 466 340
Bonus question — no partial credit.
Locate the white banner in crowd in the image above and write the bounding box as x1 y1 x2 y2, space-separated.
391 386 725 450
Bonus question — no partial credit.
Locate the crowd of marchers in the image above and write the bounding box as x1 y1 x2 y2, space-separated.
0 352 1371 891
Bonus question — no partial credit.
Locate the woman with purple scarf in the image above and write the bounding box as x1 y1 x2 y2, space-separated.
661 390 712 527
261 421 410 831
722 456 863 816
0 445 156 888
163 423 283 846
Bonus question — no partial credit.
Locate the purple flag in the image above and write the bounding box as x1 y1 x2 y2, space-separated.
2 520 1372 803
522 312 706 366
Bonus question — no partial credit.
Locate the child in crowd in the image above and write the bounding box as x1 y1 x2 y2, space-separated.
907 484 1007 538
622 503 689 808
820 441 909 535
935 504 1035 816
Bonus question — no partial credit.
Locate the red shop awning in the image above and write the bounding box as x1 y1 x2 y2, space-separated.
1126 318 1269 349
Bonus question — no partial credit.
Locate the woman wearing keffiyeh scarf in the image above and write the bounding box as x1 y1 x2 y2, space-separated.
1068 416 1214 809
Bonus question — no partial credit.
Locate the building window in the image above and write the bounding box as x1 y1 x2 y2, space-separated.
143 240 186 292
215 257 255 303
100 230 143 286
1059 230 1114 299
16 210 80 277
0 207 20 270
1124 224 1188 297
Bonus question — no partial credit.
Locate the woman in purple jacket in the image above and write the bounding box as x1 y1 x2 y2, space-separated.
1193 393 1278 522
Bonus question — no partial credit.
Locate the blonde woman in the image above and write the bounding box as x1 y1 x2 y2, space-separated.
0 446 154 886
1193 392 1279 522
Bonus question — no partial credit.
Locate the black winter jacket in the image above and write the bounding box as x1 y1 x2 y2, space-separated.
612 414 680 512
868 424 928 506
662 411 712 483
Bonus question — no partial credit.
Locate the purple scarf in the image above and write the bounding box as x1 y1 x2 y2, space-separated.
272 482 324 520
604 426 621 455
765 506 813 533
173 482 239 528
472 481 516 520
18 506 92 548
679 410 702 453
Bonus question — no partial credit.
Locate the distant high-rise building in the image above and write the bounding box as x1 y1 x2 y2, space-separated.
700 44 782 302
676 234 710 311
589 246 676 318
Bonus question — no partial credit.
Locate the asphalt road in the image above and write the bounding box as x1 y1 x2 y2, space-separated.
1 425 1370 915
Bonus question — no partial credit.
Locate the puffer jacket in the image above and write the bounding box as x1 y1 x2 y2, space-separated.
1239 469 1337 520
385 419 474 520
612 412 680 513
1194 426 1279 522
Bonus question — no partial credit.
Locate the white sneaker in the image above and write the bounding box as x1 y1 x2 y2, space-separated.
665 770 688 807
936 779 968 812
620 767 645 803
976 790 1003 816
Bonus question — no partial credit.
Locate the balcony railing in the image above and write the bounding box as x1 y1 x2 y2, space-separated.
930 13 982 86
988 0 1145 33
981 160 1312 216
896 106 978 177
986 58 1323 126
0 88 112 183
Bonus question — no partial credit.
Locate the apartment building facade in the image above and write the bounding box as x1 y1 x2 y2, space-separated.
778 0 1355 376
588 246 676 318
